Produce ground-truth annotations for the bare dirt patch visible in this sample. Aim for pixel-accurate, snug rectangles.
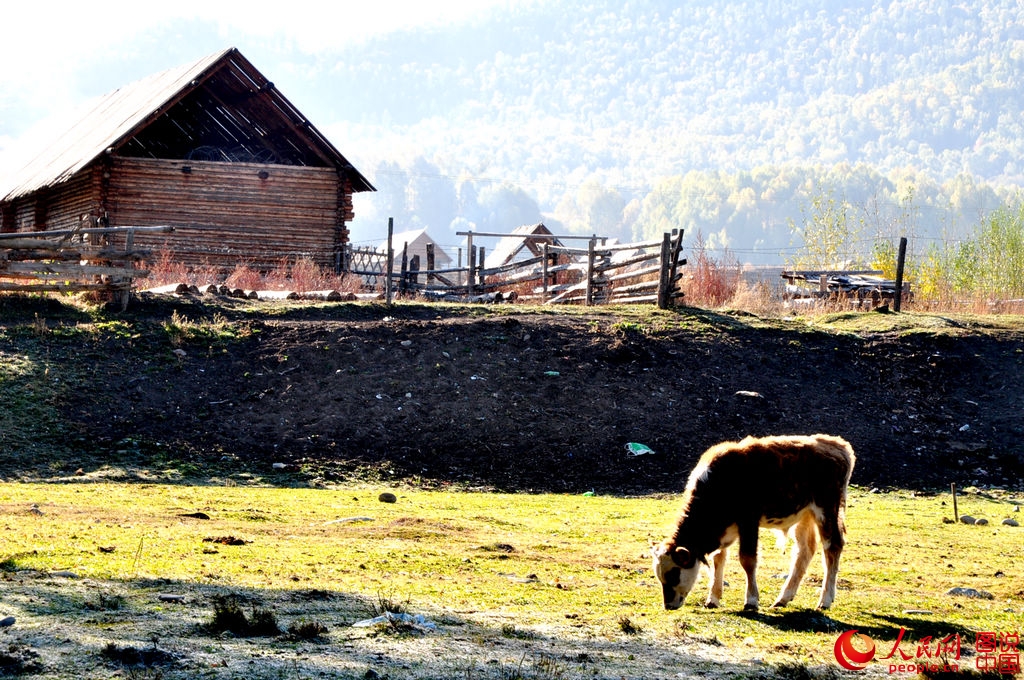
[5,296,1020,492]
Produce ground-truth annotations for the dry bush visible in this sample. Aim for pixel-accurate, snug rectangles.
[289,257,326,292]
[145,250,190,287]
[224,263,262,291]
[262,257,295,290]
[683,232,741,307]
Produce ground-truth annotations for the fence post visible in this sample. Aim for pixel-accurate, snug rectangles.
[585,238,596,305]
[409,254,420,290]
[668,228,685,305]
[894,236,908,312]
[385,217,394,305]
[399,242,409,297]
[467,233,475,295]
[542,242,550,299]
[426,243,435,287]
[478,246,486,290]
[657,232,671,308]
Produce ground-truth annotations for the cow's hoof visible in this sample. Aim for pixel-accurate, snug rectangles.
[770,600,790,608]
[703,601,719,609]
[742,603,759,612]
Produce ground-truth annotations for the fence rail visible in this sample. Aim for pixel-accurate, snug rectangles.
[0,224,166,308]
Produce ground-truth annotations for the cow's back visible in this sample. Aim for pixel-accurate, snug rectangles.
[687,434,854,522]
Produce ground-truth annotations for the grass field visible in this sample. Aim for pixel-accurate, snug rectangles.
[0,481,1020,679]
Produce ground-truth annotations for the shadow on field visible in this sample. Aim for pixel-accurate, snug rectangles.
[734,607,973,646]
[1,572,786,679]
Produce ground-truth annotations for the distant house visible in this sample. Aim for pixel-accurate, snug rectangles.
[0,47,374,272]
[488,223,563,266]
[378,228,451,272]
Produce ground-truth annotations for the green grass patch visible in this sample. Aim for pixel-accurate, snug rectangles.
[0,482,1019,673]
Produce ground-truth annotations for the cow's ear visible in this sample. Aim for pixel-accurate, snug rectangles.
[672,547,697,569]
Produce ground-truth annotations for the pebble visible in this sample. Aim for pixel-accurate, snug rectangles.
[1002,518,1019,527]
[378,492,398,504]
[959,515,977,525]
[0,616,15,627]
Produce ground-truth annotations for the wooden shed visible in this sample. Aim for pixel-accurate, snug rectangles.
[0,47,374,272]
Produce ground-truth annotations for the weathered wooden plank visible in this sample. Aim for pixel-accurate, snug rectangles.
[0,282,132,293]
[0,262,148,278]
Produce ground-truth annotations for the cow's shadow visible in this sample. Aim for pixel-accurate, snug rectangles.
[730,608,973,641]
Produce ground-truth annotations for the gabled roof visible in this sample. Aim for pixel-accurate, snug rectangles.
[378,228,452,264]
[2,47,373,202]
[489,223,559,265]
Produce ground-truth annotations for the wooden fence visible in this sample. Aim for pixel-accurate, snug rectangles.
[351,229,687,308]
[0,223,166,308]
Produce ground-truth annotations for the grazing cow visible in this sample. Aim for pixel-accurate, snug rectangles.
[651,434,855,611]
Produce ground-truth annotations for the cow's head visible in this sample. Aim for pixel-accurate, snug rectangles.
[651,541,704,610]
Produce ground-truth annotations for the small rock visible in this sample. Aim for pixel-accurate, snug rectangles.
[172,348,187,359]
[1001,518,1019,527]
[975,518,989,525]
[946,587,994,600]
[0,616,15,627]
[400,340,413,347]
[378,492,398,504]
[158,593,185,603]
[734,390,763,399]
[959,515,977,525]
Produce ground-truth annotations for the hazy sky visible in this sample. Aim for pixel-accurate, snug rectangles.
[0,0,519,185]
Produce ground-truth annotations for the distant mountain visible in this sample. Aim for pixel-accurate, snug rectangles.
[321,0,1024,262]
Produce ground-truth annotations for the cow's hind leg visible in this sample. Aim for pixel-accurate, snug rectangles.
[705,547,728,608]
[772,511,817,608]
[816,508,845,610]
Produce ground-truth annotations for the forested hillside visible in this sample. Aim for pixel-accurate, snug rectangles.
[320,0,1024,264]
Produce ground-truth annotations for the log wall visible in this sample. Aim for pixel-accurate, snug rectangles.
[106,157,347,270]
[0,169,101,233]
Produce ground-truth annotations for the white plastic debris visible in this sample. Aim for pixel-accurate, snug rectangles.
[352,610,436,631]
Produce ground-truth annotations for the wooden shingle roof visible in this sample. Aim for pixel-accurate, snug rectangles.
[2,47,373,203]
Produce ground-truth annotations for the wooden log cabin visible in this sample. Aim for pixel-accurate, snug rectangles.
[0,47,374,272]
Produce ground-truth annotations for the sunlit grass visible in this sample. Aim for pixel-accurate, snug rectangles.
[0,482,1019,670]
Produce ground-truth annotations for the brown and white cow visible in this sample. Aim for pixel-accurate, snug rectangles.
[652,434,855,611]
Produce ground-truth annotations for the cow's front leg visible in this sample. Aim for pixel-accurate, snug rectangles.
[704,548,727,608]
[738,526,760,611]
